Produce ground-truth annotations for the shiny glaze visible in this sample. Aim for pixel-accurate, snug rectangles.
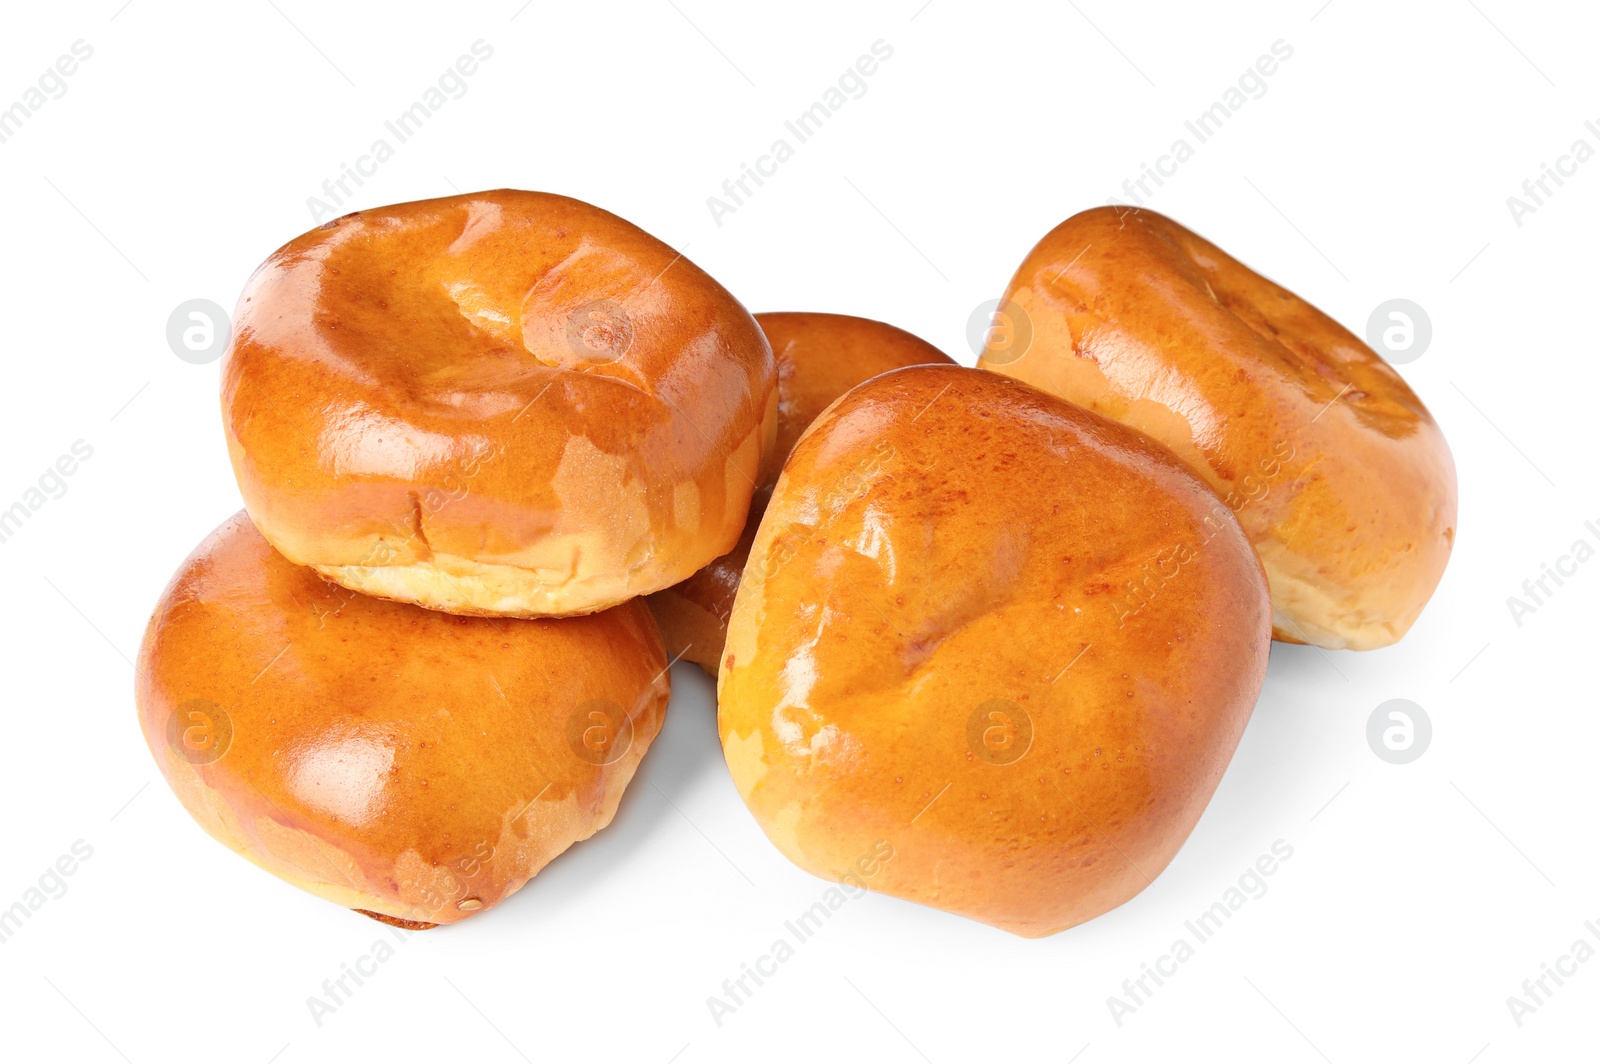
[718,366,1271,937]
[136,512,669,926]
[222,190,776,615]
[756,312,957,485]
[645,488,767,676]
[649,312,954,673]
[979,206,1456,649]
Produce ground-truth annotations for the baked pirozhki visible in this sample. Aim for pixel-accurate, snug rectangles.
[718,366,1270,937]
[222,190,777,618]
[136,511,669,928]
[978,206,1456,650]
[648,312,954,674]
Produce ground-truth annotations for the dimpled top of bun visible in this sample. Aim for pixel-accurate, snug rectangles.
[222,190,776,618]
[980,206,1456,650]
[718,365,1270,937]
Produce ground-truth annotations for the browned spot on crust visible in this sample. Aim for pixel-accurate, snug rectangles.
[354,909,438,931]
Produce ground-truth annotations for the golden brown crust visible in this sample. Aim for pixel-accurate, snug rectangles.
[222,190,777,618]
[646,490,766,675]
[136,511,669,926]
[755,312,957,485]
[649,313,954,674]
[718,365,1271,937]
[979,206,1456,649]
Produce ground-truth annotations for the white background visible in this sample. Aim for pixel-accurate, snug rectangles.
[1,1,1594,1061]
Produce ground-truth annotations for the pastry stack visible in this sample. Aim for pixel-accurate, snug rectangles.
[137,192,1455,936]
